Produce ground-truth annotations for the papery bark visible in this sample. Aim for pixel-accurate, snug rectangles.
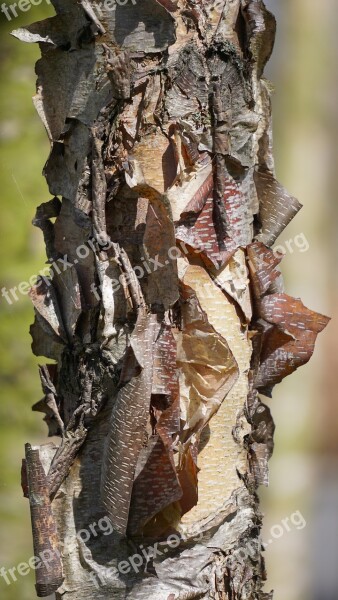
[14,1,329,598]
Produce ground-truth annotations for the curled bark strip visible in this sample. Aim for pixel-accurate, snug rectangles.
[101,311,161,535]
[177,278,239,438]
[241,0,277,77]
[32,197,61,260]
[261,294,329,332]
[91,130,108,243]
[128,436,183,536]
[176,192,235,269]
[247,241,283,299]
[180,172,214,217]
[127,325,182,536]
[80,0,106,34]
[255,295,330,395]
[254,170,303,247]
[244,384,275,488]
[25,444,64,597]
[32,365,64,437]
[156,0,178,11]
[47,428,88,498]
[29,279,68,343]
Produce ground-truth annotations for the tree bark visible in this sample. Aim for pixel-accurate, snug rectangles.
[14,1,329,599]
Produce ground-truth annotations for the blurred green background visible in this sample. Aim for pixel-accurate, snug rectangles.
[0,3,55,599]
[0,1,337,599]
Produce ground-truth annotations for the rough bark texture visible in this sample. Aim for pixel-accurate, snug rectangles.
[15,1,329,599]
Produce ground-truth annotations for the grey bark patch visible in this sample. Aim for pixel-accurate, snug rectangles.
[102,0,176,53]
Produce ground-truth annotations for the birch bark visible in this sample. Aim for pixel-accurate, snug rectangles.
[14,1,328,598]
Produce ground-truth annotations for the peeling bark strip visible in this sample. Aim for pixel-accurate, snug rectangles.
[14,0,329,598]
[24,444,64,596]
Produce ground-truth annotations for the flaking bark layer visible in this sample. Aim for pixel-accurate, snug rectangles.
[14,1,329,598]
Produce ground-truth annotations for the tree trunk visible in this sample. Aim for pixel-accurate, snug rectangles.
[14,1,329,599]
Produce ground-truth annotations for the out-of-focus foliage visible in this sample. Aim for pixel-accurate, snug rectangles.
[262,2,336,600]
[0,4,54,599]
